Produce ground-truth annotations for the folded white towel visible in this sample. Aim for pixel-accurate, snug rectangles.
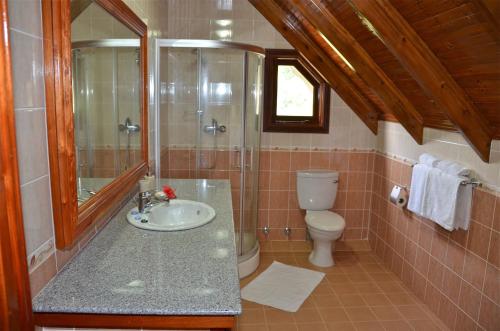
[408,164,471,231]
[421,168,464,231]
[408,164,432,216]
[435,159,471,177]
[418,153,440,167]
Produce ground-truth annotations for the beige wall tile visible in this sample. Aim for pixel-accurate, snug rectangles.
[9,29,45,109]
[7,0,42,37]
[14,108,49,184]
[20,176,54,256]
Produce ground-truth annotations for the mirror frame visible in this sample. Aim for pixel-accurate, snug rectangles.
[41,0,148,249]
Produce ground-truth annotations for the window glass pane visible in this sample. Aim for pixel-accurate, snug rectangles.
[276,65,314,117]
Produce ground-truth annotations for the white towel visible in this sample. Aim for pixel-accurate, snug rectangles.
[418,153,440,167]
[408,165,471,231]
[408,164,432,216]
[454,184,473,230]
[421,168,464,231]
[435,159,471,177]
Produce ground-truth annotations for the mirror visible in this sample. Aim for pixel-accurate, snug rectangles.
[42,0,148,249]
[71,3,142,204]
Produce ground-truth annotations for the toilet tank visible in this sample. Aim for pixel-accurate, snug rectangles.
[297,170,339,210]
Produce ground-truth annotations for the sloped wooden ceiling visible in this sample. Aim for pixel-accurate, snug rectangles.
[249,0,500,162]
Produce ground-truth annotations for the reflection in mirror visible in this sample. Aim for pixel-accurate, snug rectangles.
[71,2,142,204]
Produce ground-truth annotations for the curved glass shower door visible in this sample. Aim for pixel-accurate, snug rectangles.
[155,40,264,274]
[241,53,263,257]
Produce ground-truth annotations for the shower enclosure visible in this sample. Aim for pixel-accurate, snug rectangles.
[154,40,264,278]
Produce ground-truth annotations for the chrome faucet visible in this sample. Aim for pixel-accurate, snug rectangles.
[137,191,151,213]
[137,191,169,214]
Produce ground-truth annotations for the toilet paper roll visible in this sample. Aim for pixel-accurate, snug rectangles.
[389,185,408,208]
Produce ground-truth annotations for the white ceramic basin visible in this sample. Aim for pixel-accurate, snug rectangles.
[126,199,216,231]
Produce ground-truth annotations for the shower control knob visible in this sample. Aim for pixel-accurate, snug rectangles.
[203,118,226,135]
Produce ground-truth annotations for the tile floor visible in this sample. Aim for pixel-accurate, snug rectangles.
[237,251,449,331]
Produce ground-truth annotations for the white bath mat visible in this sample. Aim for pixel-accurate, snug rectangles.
[241,261,325,312]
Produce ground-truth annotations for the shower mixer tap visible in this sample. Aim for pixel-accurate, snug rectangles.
[119,117,140,134]
[203,118,226,135]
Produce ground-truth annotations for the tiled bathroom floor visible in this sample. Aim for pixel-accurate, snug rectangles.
[237,251,449,331]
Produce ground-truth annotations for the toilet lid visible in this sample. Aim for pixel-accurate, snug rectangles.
[305,211,346,232]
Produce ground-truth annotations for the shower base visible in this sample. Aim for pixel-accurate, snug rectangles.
[237,234,260,279]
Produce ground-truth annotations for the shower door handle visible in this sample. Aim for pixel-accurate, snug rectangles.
[232,147,253,170]
[246,147,253,171]
[232,147,241,169]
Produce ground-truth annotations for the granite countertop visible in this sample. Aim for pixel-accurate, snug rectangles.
[33,179,241,316]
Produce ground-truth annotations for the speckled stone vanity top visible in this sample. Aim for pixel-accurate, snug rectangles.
[33,179,241,316]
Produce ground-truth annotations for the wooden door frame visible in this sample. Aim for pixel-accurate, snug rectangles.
[0,0,34,329]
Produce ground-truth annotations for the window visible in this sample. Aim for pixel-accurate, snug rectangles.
[264,49,330,133]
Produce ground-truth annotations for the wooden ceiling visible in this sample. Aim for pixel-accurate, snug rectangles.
[249,0,500,162]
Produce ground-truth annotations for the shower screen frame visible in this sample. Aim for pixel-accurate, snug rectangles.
[153,39,265,260]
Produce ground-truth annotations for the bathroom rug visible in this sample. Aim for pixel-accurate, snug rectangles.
[241,261,325,312]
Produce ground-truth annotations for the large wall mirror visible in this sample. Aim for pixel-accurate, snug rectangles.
[42,0,148,249]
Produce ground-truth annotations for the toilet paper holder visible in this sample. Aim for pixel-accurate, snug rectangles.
[389,185,408,208]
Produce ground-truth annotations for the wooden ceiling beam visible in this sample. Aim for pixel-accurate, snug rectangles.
[289,0,424,144]
[249,0,379,134]
[348,0,493,162]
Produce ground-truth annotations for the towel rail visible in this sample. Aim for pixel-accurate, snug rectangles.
[409,164,481,187]
[460,179,482,187]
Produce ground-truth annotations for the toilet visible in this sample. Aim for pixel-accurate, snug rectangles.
[297,170,346,267]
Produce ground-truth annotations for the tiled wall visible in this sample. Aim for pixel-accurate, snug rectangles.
[162,147,375,243]
[377,122,500,192]
[369,153,499,330]
[7,0,54,298]
[165,0,291,49]
[258,149,374,242]
[79,148,142,177]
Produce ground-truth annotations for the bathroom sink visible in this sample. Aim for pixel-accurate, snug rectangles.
[126,200,216,231]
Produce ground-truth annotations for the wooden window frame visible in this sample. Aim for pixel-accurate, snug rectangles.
[263,49,330,133]
[41,0,149,250]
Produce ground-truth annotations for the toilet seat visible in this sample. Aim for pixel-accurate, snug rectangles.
[305,211,345,232]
